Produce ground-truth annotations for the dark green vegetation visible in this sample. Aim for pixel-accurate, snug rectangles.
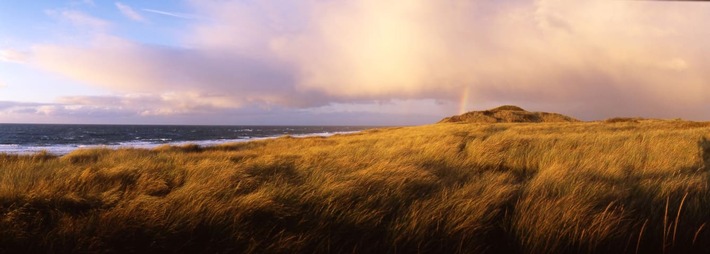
[1,111,710,253]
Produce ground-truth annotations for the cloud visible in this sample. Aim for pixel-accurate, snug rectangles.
[30,35,308,108]
[57,94,243,116]
[18,0,710,121]
[0,99,139,124]
[142,9,200,20]
[0,95,217,120]
[0,49,29,62]
[0,96,436,125]
[45,9,109,31]
[115,2,145,22]
[0,101,47,113]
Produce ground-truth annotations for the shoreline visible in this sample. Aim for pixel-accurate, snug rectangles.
[0,131,362,156]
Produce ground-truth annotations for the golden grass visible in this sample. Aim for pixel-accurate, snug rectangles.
[1,120,710,253]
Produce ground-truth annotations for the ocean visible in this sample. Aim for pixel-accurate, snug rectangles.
[0,124,376,155]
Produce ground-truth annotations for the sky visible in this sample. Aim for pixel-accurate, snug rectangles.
[1,0,709,125]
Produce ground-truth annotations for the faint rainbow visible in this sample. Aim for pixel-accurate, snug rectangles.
[458,86,470,115]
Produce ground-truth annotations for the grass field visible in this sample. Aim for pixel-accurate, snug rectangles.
[1,119,710,253]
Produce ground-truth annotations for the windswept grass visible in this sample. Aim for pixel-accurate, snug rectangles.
[1,120,710,253]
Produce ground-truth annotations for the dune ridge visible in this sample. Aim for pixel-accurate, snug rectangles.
[439,105,579,123]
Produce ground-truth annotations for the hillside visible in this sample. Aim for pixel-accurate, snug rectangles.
[1,119,710,253]
[439,105,579,123]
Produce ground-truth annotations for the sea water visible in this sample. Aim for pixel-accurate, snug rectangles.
[0,124,376,155]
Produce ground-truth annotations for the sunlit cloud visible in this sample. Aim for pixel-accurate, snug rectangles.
[57,94,226,116]
[13,0,710,122]
[0,49,29,62]
[1,94,231,120]
[115,2,145,22]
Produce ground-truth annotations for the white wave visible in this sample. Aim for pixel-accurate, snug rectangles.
[0,145,81,155]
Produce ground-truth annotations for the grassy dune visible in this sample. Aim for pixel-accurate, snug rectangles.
[1,120,710,253]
